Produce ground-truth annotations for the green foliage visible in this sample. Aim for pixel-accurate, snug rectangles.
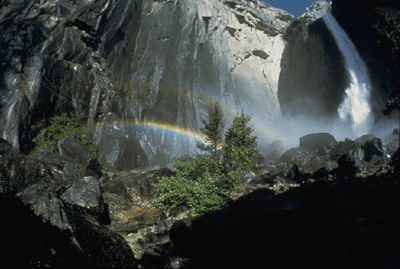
[224,111,258,168]
[100,158,116,172]
[197,100,224,154]
[33,113,80,153]
[153,156,243,214]
[74,132,100,156]
[32,114,115,172]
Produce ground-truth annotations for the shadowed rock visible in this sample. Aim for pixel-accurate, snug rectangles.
[299,132,337,152]
[0,139,137,267]
[58,137,101,175]
[61,176,103,215]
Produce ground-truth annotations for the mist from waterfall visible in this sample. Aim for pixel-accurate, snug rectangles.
[322,13,373,137]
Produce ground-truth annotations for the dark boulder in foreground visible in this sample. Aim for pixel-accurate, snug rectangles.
[0,139,136,268]
[169,174,399,268]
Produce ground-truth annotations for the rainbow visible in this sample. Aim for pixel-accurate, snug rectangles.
[93,120,206,142]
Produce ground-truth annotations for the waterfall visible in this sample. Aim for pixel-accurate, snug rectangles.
[323,13,373,137]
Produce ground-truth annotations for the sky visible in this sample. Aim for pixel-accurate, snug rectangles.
[261,0,318,18]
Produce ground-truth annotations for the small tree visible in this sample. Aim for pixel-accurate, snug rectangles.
[224,110,258,168]
[197,100,224,154]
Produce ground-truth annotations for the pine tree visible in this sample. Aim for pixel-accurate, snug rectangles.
[224,110,258,168]
[197,101,224,154]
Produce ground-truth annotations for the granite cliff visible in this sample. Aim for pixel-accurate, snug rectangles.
[0,0,292,169]
[1,0,399,168]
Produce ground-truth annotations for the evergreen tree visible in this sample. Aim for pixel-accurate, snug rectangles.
[197,101,224,154]
[224,110,258,168]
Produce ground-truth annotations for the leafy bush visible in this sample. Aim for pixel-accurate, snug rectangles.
[153,156,243,214]
[32,114,114,171]
[224,111,258,168]
[33,113,80,154]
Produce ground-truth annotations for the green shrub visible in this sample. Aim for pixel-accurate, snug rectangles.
[224,111,258,169]
[32,114,114,172]
[153,155,243,214]
[33,113,80,154]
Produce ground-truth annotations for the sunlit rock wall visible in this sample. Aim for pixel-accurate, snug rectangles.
[102,0,290,149]
[0,0,291,169]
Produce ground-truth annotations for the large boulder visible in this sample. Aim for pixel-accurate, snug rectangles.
[0,139,137,267]
[361,137,384,162]
[58,137,101,175]
[60,176,103,215]
[330,138,356,160]
[299,132,337,152]
[278,147,309,164]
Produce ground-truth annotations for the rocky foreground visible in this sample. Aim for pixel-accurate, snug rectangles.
[1,132,399,268]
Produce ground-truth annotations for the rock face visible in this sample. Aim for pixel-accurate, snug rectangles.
[0,0,291,169]
[301,0,332,20]
[278,14,349,119]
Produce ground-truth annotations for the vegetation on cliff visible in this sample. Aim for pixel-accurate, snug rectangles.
[32,114,114,172]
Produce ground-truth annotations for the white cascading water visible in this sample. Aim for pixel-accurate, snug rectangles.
[323,13,373,137]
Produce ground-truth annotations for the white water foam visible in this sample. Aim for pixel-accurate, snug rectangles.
[323,13,373,137]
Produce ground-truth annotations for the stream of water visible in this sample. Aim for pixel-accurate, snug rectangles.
[323,13,373,137]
